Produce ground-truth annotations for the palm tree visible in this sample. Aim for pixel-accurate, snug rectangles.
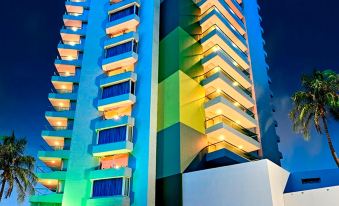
[0,132,37,202]
[290,69,339,167]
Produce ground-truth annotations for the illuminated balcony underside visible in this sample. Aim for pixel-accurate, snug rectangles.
[87,196,130,206]
[55,59,82,75]
[106,14,140,35]
[202,72,254,108]
[37,171,66,189]
[225,0,243,19]
[102,52,138,72]
[92,141,133,157]
[205,96,257,128]
[30,193,63,204]
[63,14,87,28]
[98,94,136,112]
[206,122,260,152]
[48,93,77,101]
[201,10,247,52]
[65,1,89,14]
[202,51,251,88]
[58,43,83,60]
[38,150,70,169]
[199,0,245,35]
[45,111,75,128]
[60,28,86,43]
[201,29,249,70]
[42,130,72,148]
[52,75,78,93]
[52,75,79,83]
[89,167,132,180]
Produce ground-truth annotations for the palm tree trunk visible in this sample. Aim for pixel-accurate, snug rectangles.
[0,178,6,202]
[322,117,339,167]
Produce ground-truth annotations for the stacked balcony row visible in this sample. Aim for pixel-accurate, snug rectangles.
[196,0,260,160]
[85,0,142,204]
[30,0,89,204]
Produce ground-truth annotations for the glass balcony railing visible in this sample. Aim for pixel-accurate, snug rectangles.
[203,45,250,78]
[205,114,258,141]
[206,90,254,118]
[207,140,259,160]
[200,6,245,38]
[201,24,247,57]
[198,66,252,97]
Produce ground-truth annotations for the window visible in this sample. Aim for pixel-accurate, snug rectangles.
[105,41,137,58]
[102,81,135,99]
[301,178,321,184]
[92,178,123,197]
[109,5,139,22]
[98,126,127,145]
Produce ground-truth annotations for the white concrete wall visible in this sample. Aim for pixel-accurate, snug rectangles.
[183,160,289,206]
[284,186,339,206]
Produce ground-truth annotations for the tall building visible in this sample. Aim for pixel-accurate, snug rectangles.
[30,0,280,205]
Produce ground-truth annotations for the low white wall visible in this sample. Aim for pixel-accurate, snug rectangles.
[284,186,339,206]
[183,160,289,206]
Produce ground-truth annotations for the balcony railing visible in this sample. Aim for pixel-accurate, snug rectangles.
[197,66,252,97]
[206,90,254,118]
[205,114,258,141]
[45,124,73,131]
[34,188,63,196]
[40,145,71,152]
[207,140,259,160]
[200,24,247,56]
[203,45,250,78]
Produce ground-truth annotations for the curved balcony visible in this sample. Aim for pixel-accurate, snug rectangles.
[200,8,247,52]
[201,45,251,88]
[199,2,245,35]
[201,67,254,108]
[201,25,249,69]
[205,115,260,152]
[204,91,257,128]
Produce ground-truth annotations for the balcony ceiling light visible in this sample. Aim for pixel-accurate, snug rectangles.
[113,115,120,120]
[219,135,225,140]
[56,121,62,126]
[235,120,241,124]
[238,145,244,150]
[232,82,239,87]
[216,109,223,115]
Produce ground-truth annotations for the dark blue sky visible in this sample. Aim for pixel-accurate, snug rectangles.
[0,0,338,205]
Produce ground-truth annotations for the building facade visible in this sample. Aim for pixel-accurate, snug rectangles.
[30,0,280,205]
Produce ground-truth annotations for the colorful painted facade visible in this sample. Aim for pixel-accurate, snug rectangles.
[30,0,280,205]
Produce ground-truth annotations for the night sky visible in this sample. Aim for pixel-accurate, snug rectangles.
[1,0,339,205]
